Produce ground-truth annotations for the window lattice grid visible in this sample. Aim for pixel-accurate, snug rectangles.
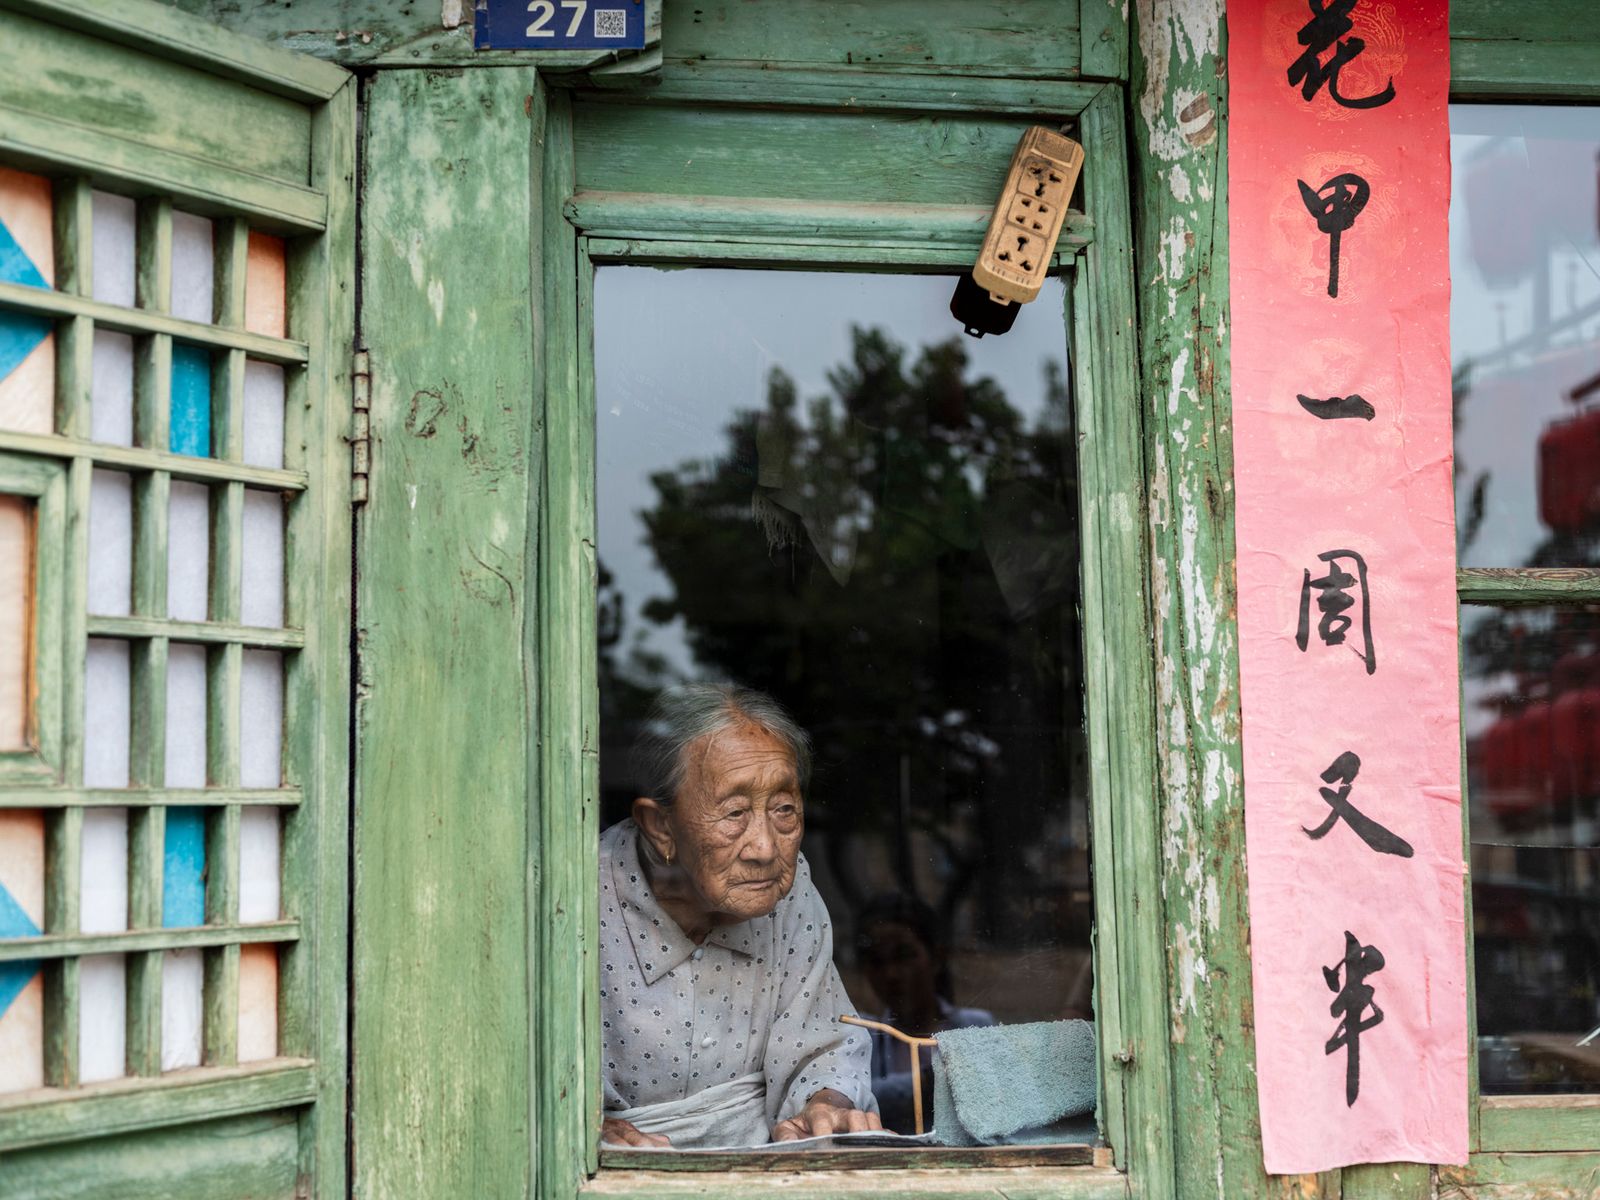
[0,172,305,1093]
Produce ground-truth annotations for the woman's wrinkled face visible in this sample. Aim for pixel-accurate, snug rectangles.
[667,722,804,923]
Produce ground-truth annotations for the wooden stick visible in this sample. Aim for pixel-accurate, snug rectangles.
[840,1015,939,1136]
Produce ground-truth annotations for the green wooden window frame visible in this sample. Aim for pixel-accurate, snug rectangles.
[1449,20,1600,1164]
[530,75,1169,1200]
[0,1,354,1193]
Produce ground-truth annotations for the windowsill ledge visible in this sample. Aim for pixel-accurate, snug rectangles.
[584,1161,1128,1200]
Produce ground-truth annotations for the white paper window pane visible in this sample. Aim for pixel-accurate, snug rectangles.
[79,954,127,1083]
[90,331,135,447]
[80,807,128,933]
[83,639,130,788]
[167,482,210,623]
[90,191,135,307]
[242,361,285,469]
[87,470,132,617]
[160,949,202,1070]
[239,806,280,922]
[170,212,214,325]
[164,643,207,789]
[240,650,282,789]
[240,490,284,628]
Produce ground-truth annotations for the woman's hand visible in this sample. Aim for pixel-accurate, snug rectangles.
[770,1089,884,1141]
[601,1117,671,1147]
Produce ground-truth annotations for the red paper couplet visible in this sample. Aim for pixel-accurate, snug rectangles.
[1228,0,1468,1174]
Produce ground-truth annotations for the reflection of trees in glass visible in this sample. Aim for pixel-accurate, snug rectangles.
[601,326,1083,951]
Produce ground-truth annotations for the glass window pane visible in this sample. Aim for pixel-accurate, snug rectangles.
[1463,602,1600,1093]
[0,493,29,751]
[595,268,1092,1140]
[1451,105,1600,569]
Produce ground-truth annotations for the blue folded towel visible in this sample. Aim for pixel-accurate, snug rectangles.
[931,1019,1098,1146]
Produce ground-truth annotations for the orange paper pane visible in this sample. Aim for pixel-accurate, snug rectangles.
[245,233,286,338]
[0,495,30,751]
[237,943,278,1062]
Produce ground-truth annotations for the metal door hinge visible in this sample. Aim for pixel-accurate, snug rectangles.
[351,348,371,506]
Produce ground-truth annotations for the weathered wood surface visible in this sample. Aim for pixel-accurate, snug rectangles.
[600,1144,1098,1172]
[163,0,1076,76]
[6,0,347,101]
[159,0,660,69]
[1456,568,1600,606]
[1128,3,1288,1198]
[0,1057,315,1151]
[1071,83,1175,1191]
[1477,1095,1600,1154]
[665,0,1081,77]
[1449,0,1600,99]
[584,1165,1130,1200]
[0,8,312,184]
[1,1111,302,1199]
[353,65,540,1199]
[573,101,1047,209]
[1440,1152,1600,1199]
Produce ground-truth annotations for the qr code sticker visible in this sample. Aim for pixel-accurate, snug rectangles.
[594,9,627,38]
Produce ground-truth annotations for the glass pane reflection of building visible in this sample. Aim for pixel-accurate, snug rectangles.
[1452,104,1600,1094]
[595,268,1092,1134]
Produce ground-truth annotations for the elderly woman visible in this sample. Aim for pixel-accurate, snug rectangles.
[599,683,881,1148]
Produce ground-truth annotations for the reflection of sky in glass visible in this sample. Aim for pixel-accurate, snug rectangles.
[595,269,1069,679]
[1451,104,1600,573]
[1452,106,1600,738]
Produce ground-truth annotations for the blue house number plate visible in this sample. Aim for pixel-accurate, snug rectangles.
[475,0,646,50]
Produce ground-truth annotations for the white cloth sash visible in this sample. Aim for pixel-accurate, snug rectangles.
[608,1071,770,1149]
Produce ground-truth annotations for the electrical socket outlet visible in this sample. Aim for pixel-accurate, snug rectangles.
[972,127,1083,304]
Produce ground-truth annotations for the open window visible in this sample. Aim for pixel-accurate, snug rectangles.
[529,72,1167,1190]
[594,262,1096,1152]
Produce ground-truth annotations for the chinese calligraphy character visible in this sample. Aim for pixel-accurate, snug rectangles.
[1299,173,1371,298]
[1287,0,1397,110]
[1324,930,1386,1106]
[1303,751,1414,857]
[1297,393,1375,421]
[1296,549,1376,674]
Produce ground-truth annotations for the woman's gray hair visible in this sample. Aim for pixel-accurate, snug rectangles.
[634,683,812,808]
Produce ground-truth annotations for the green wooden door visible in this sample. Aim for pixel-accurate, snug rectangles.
[0,2,355,1195]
